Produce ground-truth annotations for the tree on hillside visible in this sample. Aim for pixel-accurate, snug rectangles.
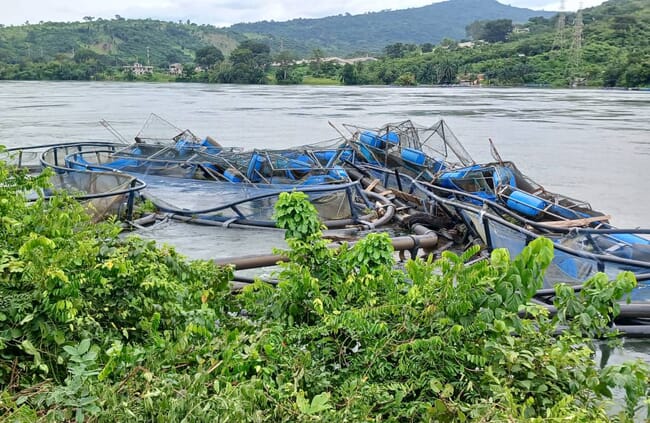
[483,19,513,42]
[195,46,224,68]
[73,48,101,63]
[526,16,554,33]
[440,37,457,48]
[466,19,513,42]
[222,40,271,84]
[310,48,324,74]
[611,14,638,33]
[383,42,418,59]
[436,58,458,84]
[340,63,359,85]
[238,40,271,57]
[466,20,484,40]
[274,50,301,84]
[83,16,95,35]
[610,14,638,44]
[421,42,435,53]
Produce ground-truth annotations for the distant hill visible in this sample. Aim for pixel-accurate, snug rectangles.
[0,0,556,66]
[230,0,557,56]
[338,0,650,88]
[0,19,242,66]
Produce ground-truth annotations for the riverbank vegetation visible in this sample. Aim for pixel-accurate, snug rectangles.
[0,155,648,420]
[0,0,648,87]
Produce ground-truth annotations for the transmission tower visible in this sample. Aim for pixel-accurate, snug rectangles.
[567,6,584,84]
[551,0,566,51]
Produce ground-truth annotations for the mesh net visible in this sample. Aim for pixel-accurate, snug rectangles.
[340,119,475,168]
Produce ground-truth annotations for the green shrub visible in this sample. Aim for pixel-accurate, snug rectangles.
[0,158,647,421]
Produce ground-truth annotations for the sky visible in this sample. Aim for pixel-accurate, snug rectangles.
[2,0,607,27]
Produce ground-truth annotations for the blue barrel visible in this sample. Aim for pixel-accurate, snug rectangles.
[506,190,548,218]
[223,168,243,183]
[547,204,582,220]
[492,167,515,188]
[437,171,465,189]
[329,166,347,180]
[401,148,426,166]
[380,131,399,146]
[201,139,221,155]
[302,175,332,185]
[359,145,379,164]
[314,150,336,163]
[339,149,353,162]
[610,233,650,246]
[432,159,446,173]
[247,153,265,182]
[288,155,313,169]
[286,155,313,180]
[175,139,195,154]
[436,165,482,189]
[359,131,385,149]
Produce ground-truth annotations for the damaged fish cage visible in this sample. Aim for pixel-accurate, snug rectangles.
[2,142,147,222]
[134,175,394,230]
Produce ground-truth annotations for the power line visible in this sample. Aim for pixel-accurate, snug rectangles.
[567,6,585,84]
[551,0,566,51]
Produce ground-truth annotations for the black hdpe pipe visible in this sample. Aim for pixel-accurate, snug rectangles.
[531,302,650,320]
[523,300,650,336]
[214,231,438,270]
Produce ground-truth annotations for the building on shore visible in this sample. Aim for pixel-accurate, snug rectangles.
[168,63,183,75]
[122,62,153,75]
[271,56,378,67]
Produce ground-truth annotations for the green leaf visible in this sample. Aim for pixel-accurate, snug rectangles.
[19,313,34,325]
[296,391,310,414]
[21,339,38,355]
[63,345,77,356]
[77,339,91,355]
[53,330,65,345]
[309,392,331,414]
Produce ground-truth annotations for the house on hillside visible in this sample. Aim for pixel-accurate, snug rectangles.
[271,56,378,67]
[169,63,183,75]
[323,56,378,65]
[458,73,486,86]
[122,62,153,75]
[458,41,476,48]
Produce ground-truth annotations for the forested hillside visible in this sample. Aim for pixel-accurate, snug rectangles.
[231,0,555,56]
[0,18,241,67]
[0,0,554,66]
[0,0,647,88]
[366,0,649,87]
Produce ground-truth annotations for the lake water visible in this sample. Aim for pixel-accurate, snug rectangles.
[2,81,648,229]
[1,81,649,369]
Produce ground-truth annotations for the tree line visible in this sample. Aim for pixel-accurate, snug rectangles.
[1,0,648,88]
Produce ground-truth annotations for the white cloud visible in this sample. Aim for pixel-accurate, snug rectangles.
[1,0,607,27]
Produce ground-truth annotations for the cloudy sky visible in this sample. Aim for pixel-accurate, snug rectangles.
[4,0,606,27]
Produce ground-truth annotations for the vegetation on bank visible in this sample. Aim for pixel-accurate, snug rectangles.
[0,0,648,87]
[228,0,554,57]
[0,153,648,421]
[0,0,552,63]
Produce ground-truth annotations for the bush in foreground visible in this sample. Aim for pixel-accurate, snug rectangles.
[0,164,648,421]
